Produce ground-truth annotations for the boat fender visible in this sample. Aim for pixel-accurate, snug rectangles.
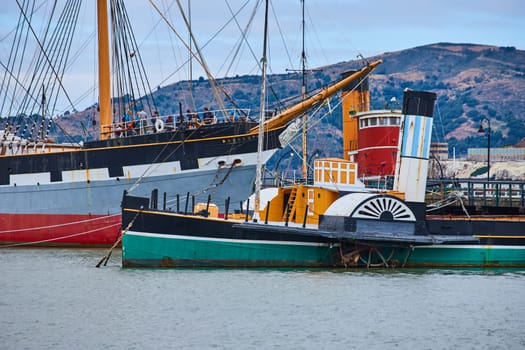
[155,118,165,132]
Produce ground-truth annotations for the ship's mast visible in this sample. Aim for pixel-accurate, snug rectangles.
[41,85,46,140]
[300,0,308,179]
[253,0,270,220]
[188,0,194,110]
[97,0,111,140]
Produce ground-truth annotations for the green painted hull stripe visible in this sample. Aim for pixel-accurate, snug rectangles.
[122,233,525,268]
[401,245,525,266]
[122,232,339,266]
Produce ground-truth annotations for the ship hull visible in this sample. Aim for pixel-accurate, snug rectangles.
[122,231,339,268]
[346,242,525,268]
[124,232,525,269]
[410,216,525,267]
[400,244,525,268]
[121,205,340,268]
[0,213,121,247]
[338,244,525,268]
[121,194,525,268]
[0,123,283,247]
[343,216,525,268]
[0,166,256,247]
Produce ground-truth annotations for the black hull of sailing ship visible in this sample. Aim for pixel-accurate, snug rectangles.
[0,122,277,184]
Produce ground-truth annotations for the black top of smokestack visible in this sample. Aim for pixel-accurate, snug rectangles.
[402,90,437,117]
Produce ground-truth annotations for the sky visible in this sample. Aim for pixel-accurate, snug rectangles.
[0,0,524,115]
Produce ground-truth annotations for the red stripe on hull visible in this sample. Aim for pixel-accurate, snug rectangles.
[0,213,121,247]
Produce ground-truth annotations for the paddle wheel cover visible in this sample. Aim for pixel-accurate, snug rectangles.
[325,193,416,222]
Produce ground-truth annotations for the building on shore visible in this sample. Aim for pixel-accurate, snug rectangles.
[430,142,449,160]
[467,147,525,162]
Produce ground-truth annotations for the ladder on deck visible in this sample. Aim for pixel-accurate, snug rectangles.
[282,185,299,222]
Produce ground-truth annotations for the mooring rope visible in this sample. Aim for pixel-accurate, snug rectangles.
[426,191,470,218]
[96,208,143,268]
[186,160,237,199]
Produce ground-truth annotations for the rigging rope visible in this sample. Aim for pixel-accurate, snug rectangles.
[0,0,30,116]
[1,1,83,146]
[278,70,374,178]
[111,0,158,122]
[126,118,242,195]
[426,191,471,218]
[14,0,77,114]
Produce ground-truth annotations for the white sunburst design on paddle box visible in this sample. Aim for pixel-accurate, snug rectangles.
[324,193,416,222]
[351,195,416,221]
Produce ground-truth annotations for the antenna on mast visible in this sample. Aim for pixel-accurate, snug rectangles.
[301,0,307,179]
[285,1,321,180]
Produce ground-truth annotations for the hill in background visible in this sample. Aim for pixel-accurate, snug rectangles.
[149,42,525,159]
[54,43,525,161]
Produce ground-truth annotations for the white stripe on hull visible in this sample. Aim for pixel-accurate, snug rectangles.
[122,161,180,179]
[126,230,336,247]
[10,172,51,185]
[62,168,111,182]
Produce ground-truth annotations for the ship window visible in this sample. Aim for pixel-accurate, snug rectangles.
[390,117,400,125]
[378,117,387,125]
[370,118,377,126]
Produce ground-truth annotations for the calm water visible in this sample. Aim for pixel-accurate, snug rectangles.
[1,248,524,350]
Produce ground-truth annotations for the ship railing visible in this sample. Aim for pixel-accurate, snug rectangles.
[104,108,252,138]
[265,172,314,188]
[160,108,252,130]
[0,138,82,155]
[426,178,525,208]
